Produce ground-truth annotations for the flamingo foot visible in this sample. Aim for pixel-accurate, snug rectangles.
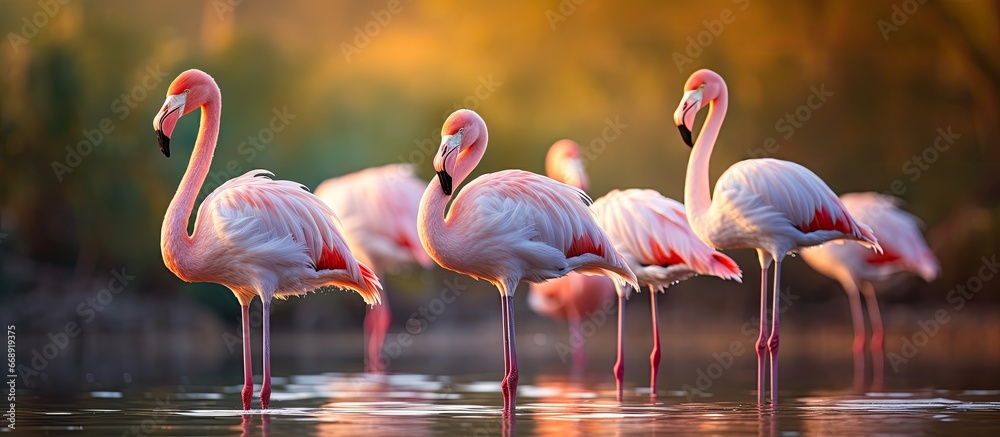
[241,382,253,411]
[500,369,519,416]
[260,383,271,410]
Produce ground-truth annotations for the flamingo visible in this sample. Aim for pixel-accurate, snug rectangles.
[528,140,616,373]
[672,69,881,403]
[590,189,742,399]
[314,164,434,373]
[800,192,939,391]
[152,69,381,410]
[417,109,638,416]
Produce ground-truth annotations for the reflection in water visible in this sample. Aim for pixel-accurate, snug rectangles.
[12,373,1000,435]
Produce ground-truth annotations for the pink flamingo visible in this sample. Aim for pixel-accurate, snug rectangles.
[801,192,938,391]
[152,69,381,410]
[528,140,616,373]
[590,189,742,398]
[417,109,637,416]
[315,164,434,373]
[673,69,881,403]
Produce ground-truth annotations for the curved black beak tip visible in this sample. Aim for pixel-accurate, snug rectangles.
[677,124,693,147]
[155,129,171,157]
[436,170,453,195]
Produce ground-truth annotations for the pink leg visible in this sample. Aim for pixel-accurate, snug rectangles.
[500,295,519,416]
[649,288,661,397]
[569,317,585,375]
[844,283,866,393]
[240,304,253,410]
[499,294,510,412]
[260,299,272,410]
[755,251,771,404]
[767,260,782,405]
[364,288,390,374]
[861,282,885,391]
[614,295,626,401]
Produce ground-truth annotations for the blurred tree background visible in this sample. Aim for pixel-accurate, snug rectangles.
[0,1,998,390]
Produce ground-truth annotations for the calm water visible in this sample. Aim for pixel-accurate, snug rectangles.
[13,372,1000,436]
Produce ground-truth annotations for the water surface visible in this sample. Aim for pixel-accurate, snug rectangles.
[15,373,1000,435]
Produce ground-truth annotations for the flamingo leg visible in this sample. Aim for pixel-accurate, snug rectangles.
[569,316,585,376]
[566,284,586,375]
[364,288,390,373]
[500,294,511,412]
[844,282,866,393]
[614,294,626,401]
[240,304,253,410]
[767,259,782,405]
[649,287,661,397]
[755,251,771,403]
[500,295,519,416]
[861,282,885,391]
[260,299,272,410]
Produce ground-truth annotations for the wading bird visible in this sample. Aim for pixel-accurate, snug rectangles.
[801,192,938,391]
[153,69,381,410]
[417,110,637,416]
[315,164,433,373]
[528,140,616,373]
[673,69,880,403]
[591,189,742,399]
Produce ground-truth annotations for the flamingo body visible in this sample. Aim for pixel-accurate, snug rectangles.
[800,192,938,390]
[529,140,616,373]
[590,188,741,397]
[673,69,880,404]
[592,189,742,291]
[153,69,380,411]
[692,159,878,257]
[315,164,432,373]
[418,110,637,416]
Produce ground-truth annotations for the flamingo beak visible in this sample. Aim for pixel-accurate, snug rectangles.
[153,92,187,158]
[677,125,693,147]
[434,133,461,195]
[437,170,453,195]
[674,87,704,148]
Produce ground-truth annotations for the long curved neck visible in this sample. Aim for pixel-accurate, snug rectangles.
[684,92,727,222]
[161,99,220,274]
[417,177,457,270]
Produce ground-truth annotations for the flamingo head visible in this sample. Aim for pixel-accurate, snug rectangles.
[433,109,488,195]
[153,69,220,157]
[673,69,725,147]
[545,139,589,191]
